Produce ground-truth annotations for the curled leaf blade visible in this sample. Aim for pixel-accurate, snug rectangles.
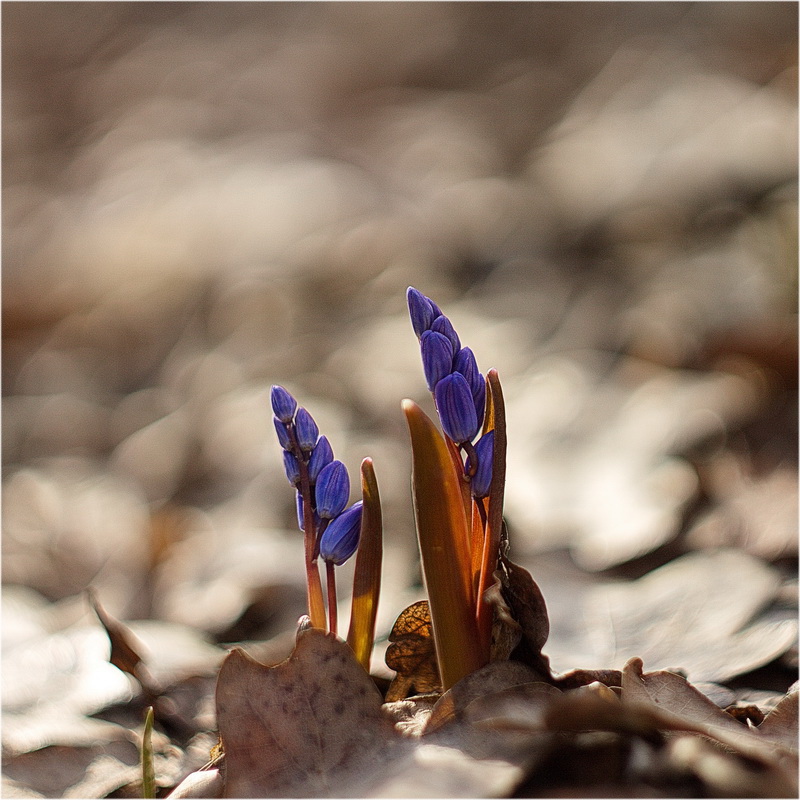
[403,400,483,690]
[347,458,383,671]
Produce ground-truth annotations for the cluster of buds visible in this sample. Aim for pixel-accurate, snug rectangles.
[407,287,494,501]
[271,386,362,633]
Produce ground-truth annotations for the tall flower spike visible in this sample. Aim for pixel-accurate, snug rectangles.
[315,460,350,520]
[420,330,454,391]
[294,407,319,452]
[434,372,479,444]
[270,385,297,423]
[319,501,363,566]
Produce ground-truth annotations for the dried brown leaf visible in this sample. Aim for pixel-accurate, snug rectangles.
[216,627,545,798]
[216,628,396,797]
[384,600,442,701]
[497,555,552,677]
[757,689,798,752]
[622,656,798,779]
[545,549,797,683]
[463,682,562,732]
[89,589,155,691]
[426,660,545,733]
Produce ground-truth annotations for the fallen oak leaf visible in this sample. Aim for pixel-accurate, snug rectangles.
[621,657,798,778]
[544,549,797,683]
[215,628,396,797]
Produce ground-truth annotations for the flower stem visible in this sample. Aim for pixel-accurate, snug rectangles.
[292,429,326,630]
[326,560,338,636]
[475,370,507,657]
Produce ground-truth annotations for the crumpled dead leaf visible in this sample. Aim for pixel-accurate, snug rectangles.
[544,548,797,683]
[621,657,798,774]
[496,555,551,677]
[757,689,798,751]
[216,629,396,797]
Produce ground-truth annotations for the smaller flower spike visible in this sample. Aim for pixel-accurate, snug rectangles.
[420,330,454,391]
[294,407,319,453]
[467,430,494,498]
[319,501,363,565]
[307,435,334,483]
[431,315,461,355]
[435,372,479,445]
[407,287,436,338]
[315,460,350,520]
[270,385,297,423]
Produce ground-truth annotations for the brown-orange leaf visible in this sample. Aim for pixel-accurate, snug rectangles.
[384,600,442,702]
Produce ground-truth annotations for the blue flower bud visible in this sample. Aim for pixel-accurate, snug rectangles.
[283,451,301,486]
[296,492,320,532]
[407,287,436,337]
[294,407,319,453]
[273,417,293,451]
[455,347,486,425]
[307,435,334,484]
[434,372,479,444]
[319,501,363,565]
[270,385,297,423]
[431,315,461,355]
[468,430,494,498]
[420,330,454,391]
[314,460,350,520]
[472,378,486,428]
[454,347,481,394]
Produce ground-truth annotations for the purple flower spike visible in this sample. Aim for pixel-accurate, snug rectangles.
[435,372,479,444]
[407,287,436,337]
[468,430,494,498]
[270,385,297,423]
[431,315,461,355]
[420,330,454,391]
[283,451,301,486]
[273,417,292,451]
[307,435,334,483]
[319,501,363,565]
[315,460,350,520]
[294,407,319,452]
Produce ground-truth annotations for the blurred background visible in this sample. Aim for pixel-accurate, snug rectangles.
[2,5,797,786]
